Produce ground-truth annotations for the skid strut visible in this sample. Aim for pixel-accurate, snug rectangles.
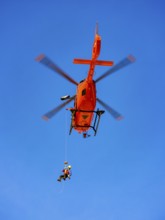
[69,109,104,136]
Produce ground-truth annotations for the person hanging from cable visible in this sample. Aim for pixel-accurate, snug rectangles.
[57,161,72,182]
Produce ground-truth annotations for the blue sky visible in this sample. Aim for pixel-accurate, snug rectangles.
[0,0,165,219]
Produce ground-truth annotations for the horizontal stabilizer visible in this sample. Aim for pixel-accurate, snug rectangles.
[95,60,114,66]
[73,59,91,65]
[73,58,114,66]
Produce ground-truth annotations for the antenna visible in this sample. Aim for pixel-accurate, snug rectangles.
[95,22,99,35]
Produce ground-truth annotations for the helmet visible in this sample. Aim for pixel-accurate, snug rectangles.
[68,165,72,169]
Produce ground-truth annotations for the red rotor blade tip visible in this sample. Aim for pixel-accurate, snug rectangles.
[117,116,124,121]
[128,55,136,63]
[42,116,49,121]
[35,54,45,62]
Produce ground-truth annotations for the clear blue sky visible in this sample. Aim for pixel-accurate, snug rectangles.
[1,0,165,219]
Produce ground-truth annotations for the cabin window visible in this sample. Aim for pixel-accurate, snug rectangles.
[82,89,86,96]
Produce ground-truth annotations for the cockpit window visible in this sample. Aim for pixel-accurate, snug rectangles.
[82,89,86,96]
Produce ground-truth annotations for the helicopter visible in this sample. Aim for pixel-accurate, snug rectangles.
[35,24,135,138]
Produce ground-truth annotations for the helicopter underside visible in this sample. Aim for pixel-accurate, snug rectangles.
[69,109,104,137]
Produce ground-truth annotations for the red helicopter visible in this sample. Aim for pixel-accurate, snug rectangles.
[35,24,135,138]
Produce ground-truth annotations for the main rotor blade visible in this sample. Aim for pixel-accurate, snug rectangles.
[35,54,78,85]
[42,95,75,120]
[97,98,123,120]
[95,55,135,83]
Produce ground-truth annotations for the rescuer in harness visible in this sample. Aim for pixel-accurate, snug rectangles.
[57,162,72,182]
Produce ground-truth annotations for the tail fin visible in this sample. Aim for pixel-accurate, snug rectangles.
[73,23,114,67]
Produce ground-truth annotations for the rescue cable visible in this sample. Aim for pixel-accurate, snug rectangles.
[64,110,68,162]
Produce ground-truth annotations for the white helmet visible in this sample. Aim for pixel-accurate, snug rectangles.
[68,165,72,169]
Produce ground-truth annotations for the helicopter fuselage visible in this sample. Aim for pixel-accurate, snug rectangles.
[69,31,113,135]
[72,79,96,133]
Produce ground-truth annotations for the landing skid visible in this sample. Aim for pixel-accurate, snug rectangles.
[69,109,105,137]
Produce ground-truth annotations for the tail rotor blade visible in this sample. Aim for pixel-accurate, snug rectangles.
[43,95,75,120]
[97,98,123,120]
[95,55,135,83]
[35,54,78,85]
